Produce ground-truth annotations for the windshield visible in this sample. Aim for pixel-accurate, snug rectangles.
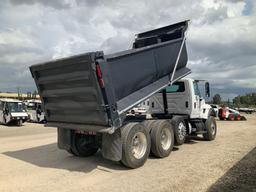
[7,102,24,112]
[27,103,37,110]
[193,81,201,97]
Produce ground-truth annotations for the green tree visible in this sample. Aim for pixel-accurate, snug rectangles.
[213,94,221,104]
[233,92,256,107]
[233,96,241,107]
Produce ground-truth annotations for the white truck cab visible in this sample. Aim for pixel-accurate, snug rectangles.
[150,78,212,120]
[148,78,216,145]
[0,98,28,126]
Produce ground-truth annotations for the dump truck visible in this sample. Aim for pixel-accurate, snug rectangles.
[0,98,28,126]
[30,20,217,168]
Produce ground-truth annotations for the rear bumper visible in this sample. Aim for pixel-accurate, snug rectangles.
[46,122,114,134]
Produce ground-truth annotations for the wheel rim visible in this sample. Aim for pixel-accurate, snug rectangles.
[178,122,186,141]
[210,122,216,135]
[160,127,172,150]
[131,132,147,159]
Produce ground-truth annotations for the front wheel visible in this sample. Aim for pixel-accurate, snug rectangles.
[121,123,151,169]
[172,116,187,145]
[203,116,217,141]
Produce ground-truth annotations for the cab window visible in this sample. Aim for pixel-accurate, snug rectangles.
[166,82,185,93]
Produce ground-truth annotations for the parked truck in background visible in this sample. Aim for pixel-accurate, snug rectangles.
[30,20,217,168]
[0,98,28,126]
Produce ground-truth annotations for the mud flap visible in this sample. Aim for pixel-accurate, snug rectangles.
[57,128,72,151]
[102,128,122,161]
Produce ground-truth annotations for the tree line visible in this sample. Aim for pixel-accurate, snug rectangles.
[233,93,256,107]
[212,93,256,107]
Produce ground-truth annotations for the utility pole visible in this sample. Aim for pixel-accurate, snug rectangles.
[17,87,21,100]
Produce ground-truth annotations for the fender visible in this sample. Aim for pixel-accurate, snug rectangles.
[200,103,213,120]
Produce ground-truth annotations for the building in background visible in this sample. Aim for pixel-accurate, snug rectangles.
[0,92,40,100]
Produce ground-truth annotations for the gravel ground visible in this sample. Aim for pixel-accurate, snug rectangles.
[0,114,255,192]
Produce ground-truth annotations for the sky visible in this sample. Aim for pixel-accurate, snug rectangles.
[0,0,255,101]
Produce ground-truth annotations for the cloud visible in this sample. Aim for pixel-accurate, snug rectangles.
[9,0,74,9]
[0,0,255,100]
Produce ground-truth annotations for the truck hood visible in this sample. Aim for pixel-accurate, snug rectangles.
[203,103,212,109]
[11,112,28,117]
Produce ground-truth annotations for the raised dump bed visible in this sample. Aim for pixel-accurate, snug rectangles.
[30,20,194,168]
[30,20,190,133]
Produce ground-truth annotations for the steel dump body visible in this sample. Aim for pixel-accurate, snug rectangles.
[30,20,191,133]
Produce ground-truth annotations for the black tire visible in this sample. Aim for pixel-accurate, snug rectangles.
[240,116,247,121]
[203,116,217,141]
[70,133,99,157]
[171,116,187,145]
[142,120,157,133]
[121,123,151,169]
[150,120,174,158]
[17,120,22,126]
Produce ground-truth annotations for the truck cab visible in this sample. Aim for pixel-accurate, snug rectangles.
[147,78,216,146]
[150,78,212,120]
[0,98,28,126]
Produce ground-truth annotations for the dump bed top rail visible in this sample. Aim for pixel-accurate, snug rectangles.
[30,20,190,133]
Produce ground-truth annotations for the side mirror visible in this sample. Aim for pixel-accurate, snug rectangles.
[4,108,9,114]
[205,82,210,97]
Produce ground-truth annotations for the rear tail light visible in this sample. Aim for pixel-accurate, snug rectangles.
[96,64,102,79]
[96,63,105,88]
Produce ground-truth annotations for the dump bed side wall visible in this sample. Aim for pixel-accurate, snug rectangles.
[30,52,109,126]
[101,39,188,113]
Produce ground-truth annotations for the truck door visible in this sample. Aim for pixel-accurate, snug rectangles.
[149,81,190,115]
[191,81,201,118]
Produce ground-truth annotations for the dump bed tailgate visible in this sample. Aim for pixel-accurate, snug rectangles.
[30,52,109,127]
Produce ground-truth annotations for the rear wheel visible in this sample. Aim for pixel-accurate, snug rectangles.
[228,114,235,121]
[172,116,187,145]
[121,123,151,169]
[142,120,157,133]
[203,116,217,141]
[17,120,22,126]
[70,133,99,157]
[235,114,241,121]
[150,120,174,158]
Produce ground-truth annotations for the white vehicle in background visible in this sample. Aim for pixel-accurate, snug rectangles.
[0,98,28,126]
[127,99,150,117]
[25,99,45,123]
[237,107,255,114]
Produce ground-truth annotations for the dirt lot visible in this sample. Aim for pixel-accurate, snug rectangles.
[0,115,256,192]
